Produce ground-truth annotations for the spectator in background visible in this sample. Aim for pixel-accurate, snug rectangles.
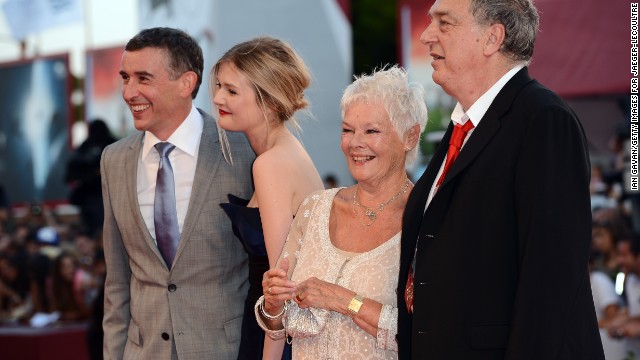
[592,213,630,281]
[75,230,98,269]
[607,233,640,357]
[590,250,621,327]
[0,253,28,320]
[0,184,13,234]
[323,174,339,189]
[49,252,89,322]
[86,248,106,360]
[65,119,117,235]
[22,203,50,229]
[25,229,53,314]
[590,163,617,212]
[589,249,626,360]
[20,224,62,316]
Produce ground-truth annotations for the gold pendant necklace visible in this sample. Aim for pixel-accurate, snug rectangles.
[352,178,411,226]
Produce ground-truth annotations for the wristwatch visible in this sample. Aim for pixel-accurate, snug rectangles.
[347,294,364,317]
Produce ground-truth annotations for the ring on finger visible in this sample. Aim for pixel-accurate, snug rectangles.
[268,287,272,294]
[295,292,303,302]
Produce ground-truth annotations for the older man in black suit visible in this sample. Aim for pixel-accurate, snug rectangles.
[397,0,604,358]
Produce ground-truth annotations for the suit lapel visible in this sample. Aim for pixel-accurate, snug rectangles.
[437,67,534,190]
[401,128,449,267]
[410,123,450,219]
[173,110,222,264]
[125,133,168,266]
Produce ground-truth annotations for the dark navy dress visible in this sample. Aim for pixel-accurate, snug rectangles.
[220,194,291,360]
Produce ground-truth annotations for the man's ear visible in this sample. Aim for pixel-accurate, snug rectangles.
[484,23,506,56]
[179,71,198,98]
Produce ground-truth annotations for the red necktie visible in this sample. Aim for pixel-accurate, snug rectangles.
[404,120,474,313]
[436,121,475,187]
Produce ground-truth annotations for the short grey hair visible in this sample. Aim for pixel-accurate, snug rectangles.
[470,0,539,64]
[341,65,428,165]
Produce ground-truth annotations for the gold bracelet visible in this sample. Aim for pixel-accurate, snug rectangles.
[259,295,285,320]
[347,294,364,317]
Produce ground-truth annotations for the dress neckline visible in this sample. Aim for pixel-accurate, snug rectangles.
[319,188,401,258]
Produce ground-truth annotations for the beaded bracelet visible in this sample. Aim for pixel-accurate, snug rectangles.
[259,295,286,320]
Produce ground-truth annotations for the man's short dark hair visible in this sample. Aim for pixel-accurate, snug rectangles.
[125,27,204,99]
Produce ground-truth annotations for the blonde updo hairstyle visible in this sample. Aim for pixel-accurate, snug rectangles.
[212,37,311,163]
[213,37,311,122]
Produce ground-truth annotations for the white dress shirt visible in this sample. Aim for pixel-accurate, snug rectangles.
[137,105,203,243]
[425,65,524,209]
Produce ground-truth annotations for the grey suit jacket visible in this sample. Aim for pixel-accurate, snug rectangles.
[101,109,255,360]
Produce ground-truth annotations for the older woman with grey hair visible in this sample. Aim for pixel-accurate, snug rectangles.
[255,66,427,359]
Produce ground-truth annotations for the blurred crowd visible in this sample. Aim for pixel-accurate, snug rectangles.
[588,120,640,359]
[0,203,106,358]
[0,118,114,360]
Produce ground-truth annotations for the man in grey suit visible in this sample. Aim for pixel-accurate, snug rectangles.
[101,27,254,359]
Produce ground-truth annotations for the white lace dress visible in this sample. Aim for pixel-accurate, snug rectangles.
[258,188,399,359]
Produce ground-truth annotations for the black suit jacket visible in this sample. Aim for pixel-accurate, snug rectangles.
[397,68,604,359]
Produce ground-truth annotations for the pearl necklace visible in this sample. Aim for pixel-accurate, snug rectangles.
[352,178,411,227]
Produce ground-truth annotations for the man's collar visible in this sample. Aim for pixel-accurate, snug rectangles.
[451,64,525,126]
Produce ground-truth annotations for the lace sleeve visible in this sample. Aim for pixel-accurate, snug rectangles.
[255,191,323,340]
[276,190,324,278]
[376,304,398,352]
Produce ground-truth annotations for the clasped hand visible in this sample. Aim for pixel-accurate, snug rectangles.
[262,258,349,314]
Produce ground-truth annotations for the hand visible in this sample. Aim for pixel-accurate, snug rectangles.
[295,277,351,314]
[605,313,631,338]
[612,318,640,339]
[262,257,296,313]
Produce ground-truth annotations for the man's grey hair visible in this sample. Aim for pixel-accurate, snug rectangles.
[470,0,539,64]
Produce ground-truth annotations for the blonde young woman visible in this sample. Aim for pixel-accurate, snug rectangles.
[214,37,324,360]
